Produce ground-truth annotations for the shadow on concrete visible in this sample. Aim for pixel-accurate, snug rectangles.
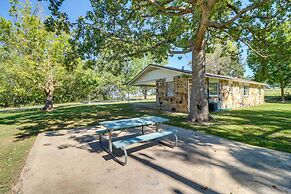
[130,154,219,194]
[3,102,290,193]
[65,125,291,194]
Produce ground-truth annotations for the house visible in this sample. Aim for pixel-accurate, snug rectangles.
[128,64,265,112]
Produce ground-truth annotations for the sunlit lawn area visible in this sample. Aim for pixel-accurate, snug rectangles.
[0,102,290,193]
[265,88,291,96]
[265,88,291,102]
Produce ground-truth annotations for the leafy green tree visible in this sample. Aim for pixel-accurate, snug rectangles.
[248,21,291,101]
[205,41,244,77]
[61,0,288,123]
[0,1,73,110]
[52,60,100,102]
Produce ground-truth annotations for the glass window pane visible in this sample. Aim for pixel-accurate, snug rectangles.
[209,82,218,96]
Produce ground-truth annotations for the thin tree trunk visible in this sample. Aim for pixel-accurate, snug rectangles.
[43,90,53,111]
[143,87,147,99]
[42,77,54,111]
[280,82,285,102]
[188,42,209,123]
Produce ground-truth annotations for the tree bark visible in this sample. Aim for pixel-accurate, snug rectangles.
[188,42,209,123]
[143,87,147,99]
[280,82,285,102]
[42,77,54,111]
[187,4,212,123]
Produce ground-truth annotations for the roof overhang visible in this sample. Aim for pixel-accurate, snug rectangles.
[128,64,266,86]
[128,64,186,86]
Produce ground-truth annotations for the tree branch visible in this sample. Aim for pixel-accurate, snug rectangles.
[144,0,192,15]
[169,48,191,54]
[239,38,270,58]
[208,0,271,29]
[219,28,271,58]
[109,39,170,61]
[226,3,239,14]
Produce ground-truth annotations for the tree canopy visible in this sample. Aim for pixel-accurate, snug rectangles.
[50,0,288,123]
[0,2,72,109]
[248,20,291,101]
[204,41,244,77]
[0,1,151,108]
[1,0,290,118]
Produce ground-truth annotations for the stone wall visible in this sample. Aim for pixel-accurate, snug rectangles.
[156,76,189,112]
[219,81,264,109]
[174,76,189,112]
[156,76,264,113]
[242,84,265,106]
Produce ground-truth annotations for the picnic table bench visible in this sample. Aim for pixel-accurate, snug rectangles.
[97,116,178,165]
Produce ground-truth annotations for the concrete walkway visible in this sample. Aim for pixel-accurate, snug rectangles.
[13,125,291,194]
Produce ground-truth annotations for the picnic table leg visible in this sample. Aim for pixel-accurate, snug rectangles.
[158,133,178,148]
[122,147,128,165]
[155,123,159,132]
[108,132,113,153]
[99,132,127,166]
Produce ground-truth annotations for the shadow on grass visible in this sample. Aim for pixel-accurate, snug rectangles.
[160,107,291,153]
[1,102,290,153]
[0,103,150,141]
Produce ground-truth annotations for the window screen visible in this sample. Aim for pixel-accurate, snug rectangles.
[209,82,219,96]
[166,81,174,97]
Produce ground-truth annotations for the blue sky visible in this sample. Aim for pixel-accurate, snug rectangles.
[0,0,253,76]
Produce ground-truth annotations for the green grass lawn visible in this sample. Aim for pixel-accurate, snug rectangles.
[265,88,291,96]
[0,102,290,193]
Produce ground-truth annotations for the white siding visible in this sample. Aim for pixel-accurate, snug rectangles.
[134,68,182,85]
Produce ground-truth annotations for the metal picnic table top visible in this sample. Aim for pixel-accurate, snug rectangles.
[99,116,169,131]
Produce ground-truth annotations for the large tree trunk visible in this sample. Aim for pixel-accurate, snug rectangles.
[188,43,209,123]
[187,5,212,123]
[42,78,54,111]
[280,82,285,102]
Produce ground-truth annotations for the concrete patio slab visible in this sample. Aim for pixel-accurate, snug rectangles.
[13,125,291,194]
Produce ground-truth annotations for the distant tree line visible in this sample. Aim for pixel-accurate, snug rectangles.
[1,0,289,114]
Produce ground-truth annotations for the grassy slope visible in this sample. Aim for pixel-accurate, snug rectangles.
[0,102,290,193]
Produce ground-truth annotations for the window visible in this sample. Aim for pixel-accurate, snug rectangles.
[166,81,174,96]
[243,85,249,96]
[209,82,219,96]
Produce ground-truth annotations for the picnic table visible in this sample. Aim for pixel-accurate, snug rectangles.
[97,116,178,165]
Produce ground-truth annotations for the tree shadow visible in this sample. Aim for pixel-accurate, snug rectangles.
[2,103,149,141]
[130,154,220,194]
[63,125,291,194]
[63,126,221,193]
[3,102,290,193]
[145,126,291,193]
[1,102,289,152]
[158,108,291,153]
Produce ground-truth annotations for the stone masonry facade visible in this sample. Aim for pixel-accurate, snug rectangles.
[156,75,264,113]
